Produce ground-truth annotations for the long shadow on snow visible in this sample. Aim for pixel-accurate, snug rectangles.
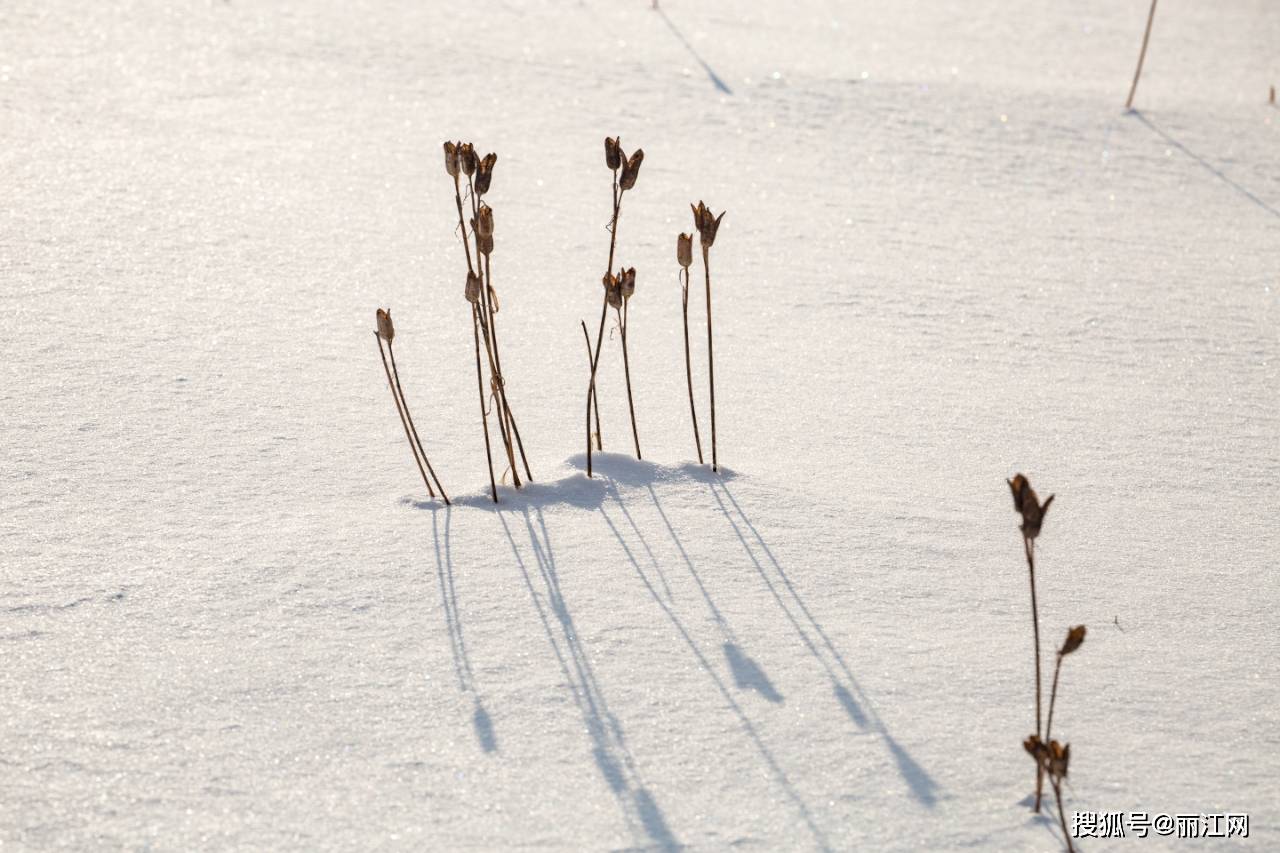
[599,481,831,850]
[1131,109,1280,221]
[498,504,679,852]
[706,480,941,808]
[654,6,734,95]
[431,506,498,753]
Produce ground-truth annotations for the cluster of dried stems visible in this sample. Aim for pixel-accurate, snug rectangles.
[1008,474,1087,852]
[584,136,645,477]
[443,140,533,503]
[374,308,449,504]
[679,201,725,470]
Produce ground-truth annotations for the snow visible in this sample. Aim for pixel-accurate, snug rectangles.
[3,0,1278,849]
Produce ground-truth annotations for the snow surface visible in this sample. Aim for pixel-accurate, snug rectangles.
[3,0,1279,849]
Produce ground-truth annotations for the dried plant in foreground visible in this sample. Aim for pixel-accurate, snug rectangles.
[1025,625,1084,852]
[1008,472,1054,811]
[585,136,644,476]
[1124,0,1159,110]
[677,232,703,463]
[442,140,533,501]
[374,308,449,503]
[691,200,726,472]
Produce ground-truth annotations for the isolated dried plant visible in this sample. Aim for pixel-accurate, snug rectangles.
[677,232,703,463]
[1008,472,1054,811]
[691,200,726,472]
[585,135,644,477]
[373,308,449,504]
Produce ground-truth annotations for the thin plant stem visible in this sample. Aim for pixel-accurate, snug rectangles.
[681,268,704,464]
[482,251,532,482]
[1051,777,1075,853]
[471,307,498,503]
[387,342,450,504]
[1045,652,1063,744]
[1025,535,1043,812]
[581,320,602,450]
[586,176,622,478]
[618,301,641,458]
[703,246,718,472]
[1125,0,1159,110]
[375,333,434,498]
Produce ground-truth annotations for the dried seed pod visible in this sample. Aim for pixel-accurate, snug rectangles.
[602,271,615,293]
[465,272,481,304]
[476,204,494,238]
[1059,625,1086,656]
[605,136,621,170]
[691,200,725,248]
[376,308,395,342]
[1047,741,1070,780]
[478,234,494,256]
[619,148,644,191]
[475,152,497,196]
[677,233,693,269]
[459,142,478,176]
[443,141,459,178]
[1007,473,1054,539]
[1022,734,1043,760]
[607,278,623,309]
[620,266,635,300]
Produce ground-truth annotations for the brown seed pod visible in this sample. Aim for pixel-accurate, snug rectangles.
[443,141,459,178]
[459,142,478,176]
[619,149,644,191]
[620,266,635,300]
[677,233,693,269]
[465,273,481,304]
[475,153,497,196]
[1060,625,1086,656]
[376,308,395,342]
[691,200,725,248]
[1047,741,1070,780]
[476,204,494,238]
[1007,473,1054,539]
[478,234,493,256]
[605,136,621,170]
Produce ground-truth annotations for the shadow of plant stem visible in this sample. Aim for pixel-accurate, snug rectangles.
[598,487,830,849]
[676,236,703,464]
[497,506,678,850]
[443,141,532,502]
[373,310,447,502]
[710,479,940,807]
[586,137,643,477]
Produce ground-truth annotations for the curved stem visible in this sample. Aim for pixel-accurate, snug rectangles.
[682,269,704,464]
[586,296,608,477]
[1125,0,1159,110]
[1026,535,1043,812]
[619,302,641,458]
[388,342,449,504]
[581,320,602,450]
[1045,652,1063,744]
[376,333,434,498]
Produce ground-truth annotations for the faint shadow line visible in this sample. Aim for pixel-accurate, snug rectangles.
[1131,109,1280,221]
[655,6,733,95]
[497,507,679,851]
[599,487,831,850]
[709,481,941,808]
[432,506,497,754]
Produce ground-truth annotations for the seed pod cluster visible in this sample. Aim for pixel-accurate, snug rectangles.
[1007,473,1054,540]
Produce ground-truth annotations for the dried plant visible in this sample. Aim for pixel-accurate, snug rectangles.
[691,200,726,472]
[442,140,533,501]
[1124,0,1159,110]
[677,232,703,464]
[1029,622,1083,853]
[1008,472,1054,811]
[374,308,449,503]
[581,320,602,450]
[585,136,644,477]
